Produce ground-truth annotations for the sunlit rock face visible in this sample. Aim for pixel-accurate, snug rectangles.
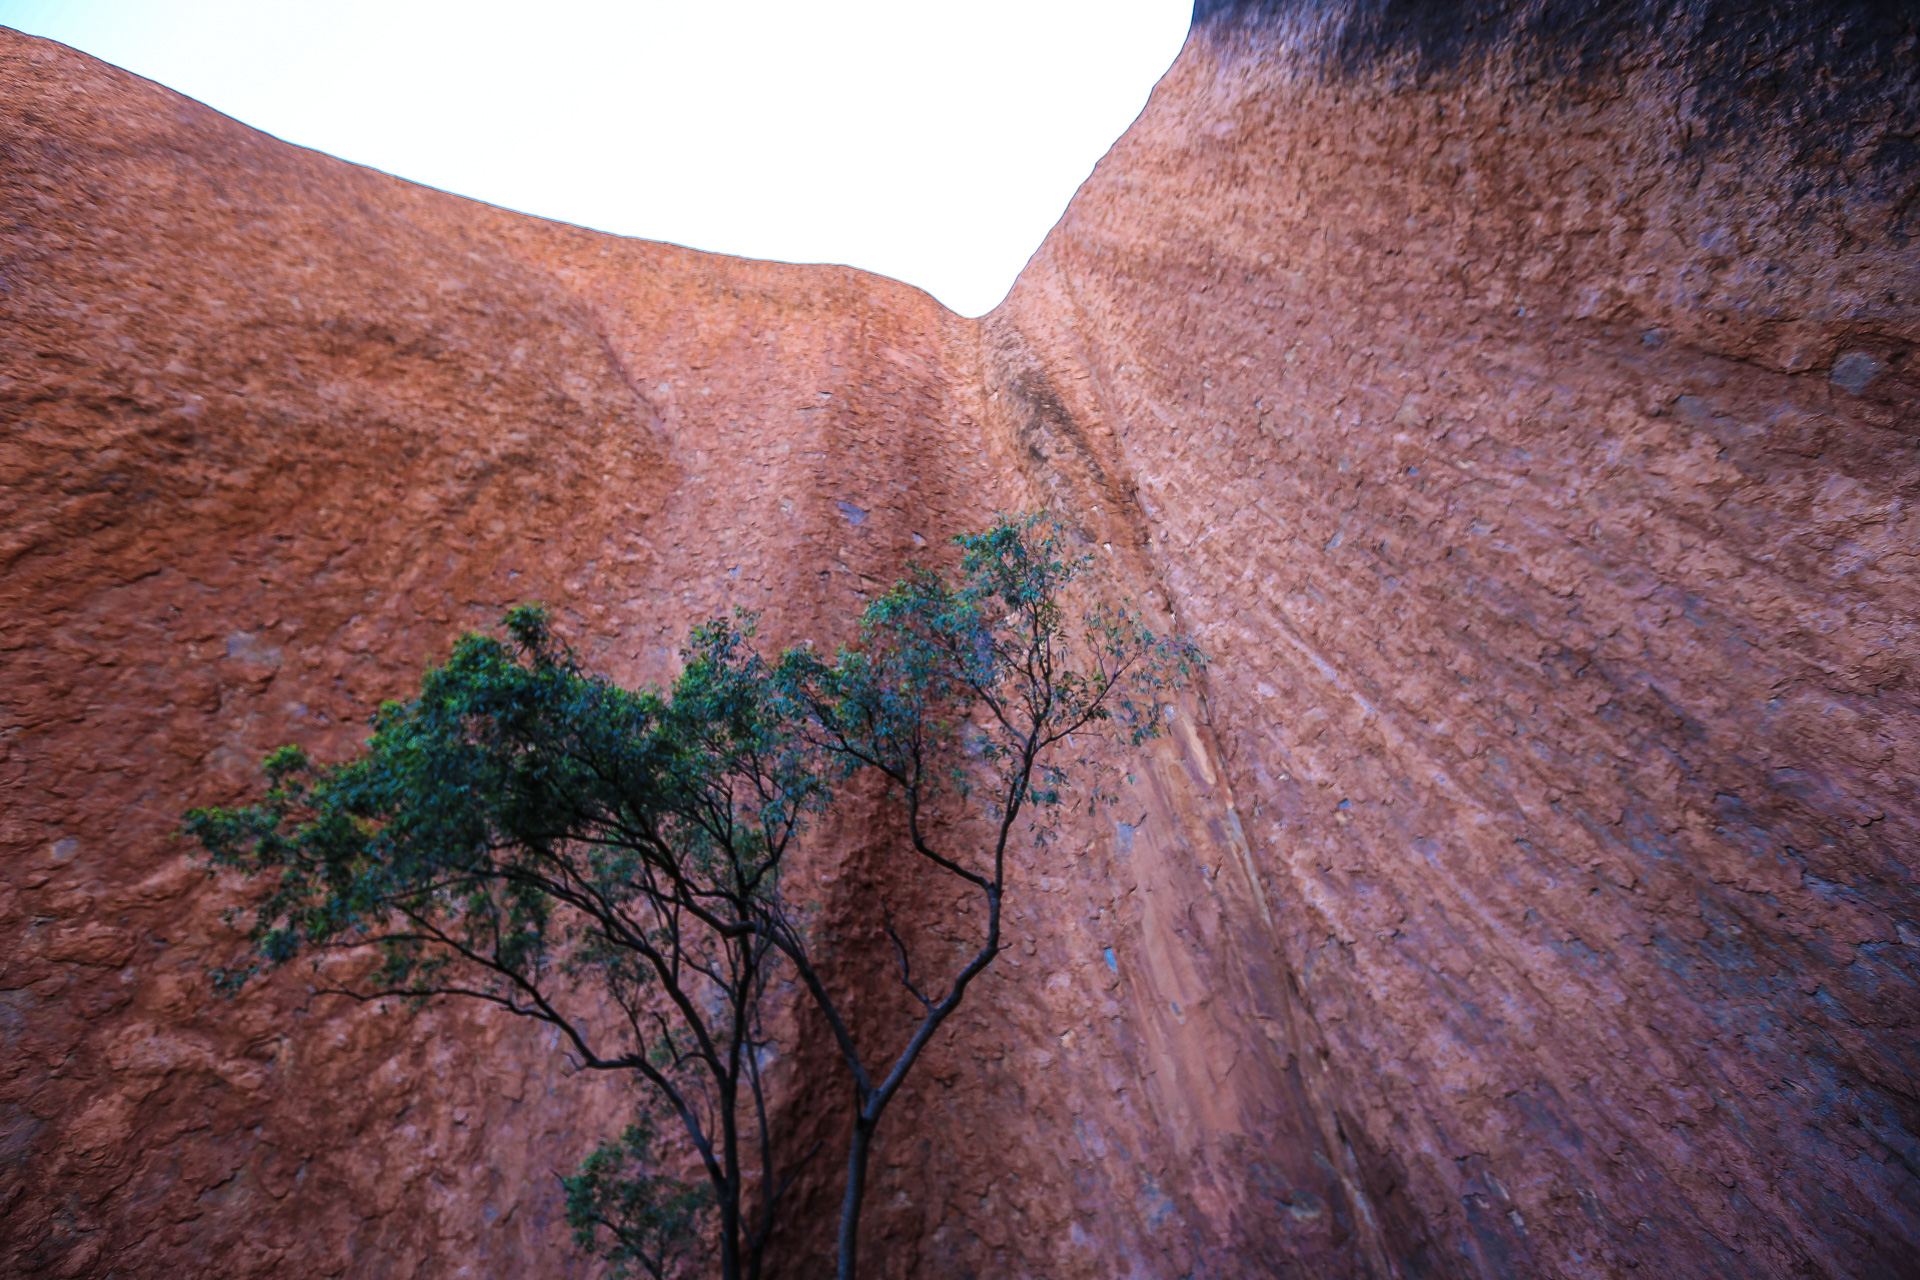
[3,3,1914,1276]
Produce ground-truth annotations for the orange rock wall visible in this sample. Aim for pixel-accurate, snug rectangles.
[985,6,1920,1275]
[0,29,993,1274]
[3,4,1916,1276]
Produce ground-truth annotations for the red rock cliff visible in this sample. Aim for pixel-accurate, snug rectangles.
[3,4,1915,1276]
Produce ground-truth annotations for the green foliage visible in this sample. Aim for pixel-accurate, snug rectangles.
[791,512,1201,830]
[185,603,816,1275]
[182,512,1199,1279]
[564,1118,712,1280]
[185,602,815,1011]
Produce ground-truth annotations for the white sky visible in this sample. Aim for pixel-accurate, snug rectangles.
[1,1,1192,316]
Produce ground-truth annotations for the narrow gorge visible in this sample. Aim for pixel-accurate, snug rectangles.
[3,3,1916,1276]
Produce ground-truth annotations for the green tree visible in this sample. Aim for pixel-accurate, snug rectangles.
[565,1118,715,1280]
[185,513,1198,1279]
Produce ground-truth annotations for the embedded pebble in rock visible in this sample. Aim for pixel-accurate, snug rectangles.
[1831,352,1886,397]
[3,4,1916,1277]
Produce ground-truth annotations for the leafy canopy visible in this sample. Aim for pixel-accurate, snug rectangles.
[183,512,1201,1279]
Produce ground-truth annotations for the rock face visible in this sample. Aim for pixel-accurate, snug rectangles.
[2,4,1915,1276]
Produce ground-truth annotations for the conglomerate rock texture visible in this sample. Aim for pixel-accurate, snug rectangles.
[2,3,1916,1277]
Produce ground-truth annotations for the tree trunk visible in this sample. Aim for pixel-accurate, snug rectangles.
[836,1113,877,1280]
[719,1192,741,1280]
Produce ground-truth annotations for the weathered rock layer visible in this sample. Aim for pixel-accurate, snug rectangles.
[3,4,1915,1276]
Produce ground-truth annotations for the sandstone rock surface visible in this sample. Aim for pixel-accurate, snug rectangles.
[3,3,1916,1276]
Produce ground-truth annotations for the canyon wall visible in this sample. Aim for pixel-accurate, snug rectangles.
[3,3,1916,1276]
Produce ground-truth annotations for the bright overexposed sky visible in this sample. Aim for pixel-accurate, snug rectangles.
[0,1,1192,315]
